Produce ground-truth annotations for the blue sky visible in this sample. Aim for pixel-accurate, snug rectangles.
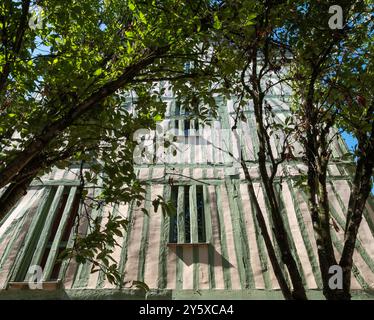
[341,132,357,152]
[342,132,374,194]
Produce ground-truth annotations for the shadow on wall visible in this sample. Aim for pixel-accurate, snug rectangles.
[168,244,234,268]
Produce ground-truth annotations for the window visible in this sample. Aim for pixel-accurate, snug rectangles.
[183,119,200,135]
[195,120,199,132]
[194,120,200,144]
[14,186,80,283]
[183,119,200,144]
[184,61,193,74]
[175,100,181,116]
[184,120,190,138]
[39,190,79,281]
[169,185,206,244]
[196,186,206,242]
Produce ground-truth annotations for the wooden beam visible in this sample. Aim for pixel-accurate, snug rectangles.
[43,187,77,281]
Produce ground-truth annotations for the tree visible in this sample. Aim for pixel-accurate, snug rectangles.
[197,0,308,300]
[204,0,373,300]
[0,0,220,286]
[0,0,218,219]
[282,0,373,299]
[1,0,372,299]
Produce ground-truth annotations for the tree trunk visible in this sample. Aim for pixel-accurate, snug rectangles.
[302,68,342,299]
[252,95,307,300]
[240,158,294,300]
[340,121,374,300]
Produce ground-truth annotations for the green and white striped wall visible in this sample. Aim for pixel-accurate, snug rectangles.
[0,94,373,299]
[1,166,373,298]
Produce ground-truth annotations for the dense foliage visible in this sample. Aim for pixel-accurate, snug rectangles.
[0,0,372,299]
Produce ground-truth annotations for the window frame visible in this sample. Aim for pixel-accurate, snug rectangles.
[168,184,207,245]
[12,185,81,284]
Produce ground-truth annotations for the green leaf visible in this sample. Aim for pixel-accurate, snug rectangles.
[154,114,162,121]
[213,13,222,30]
[245,13,257,26]
[128,0,135,11]
[138,11,147,24]
[93,68,103,76]
[125,31,134,39]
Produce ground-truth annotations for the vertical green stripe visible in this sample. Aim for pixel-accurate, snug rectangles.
[331,180,374,239]
[190,124,195,166]
[211,118,216,164]
[116,169,140,288]
[330,228,370,289]
[260,182,290,288]
[225,179,254,289]
[177,186,185,243]
[59,199,83,282]
[218,98,232,164]
[189,185,199,290]
[275,183,307,286]
[203,173,215,289]
[157,184,171,289]
[326,187,374,275]
[247,115,259,158]
[12,187,54,281]
[201,122,207,165]
[215,184,231,289]
[118,201,135,288]
[29,186,65,268]
[0,190,43,271]
[248,193,271,289]
[43,187,77,281]
[0,209,30,282]
[72,198,103,288]
[96,203,116,289]
[287,180,323,288]
[137,185,152,283]
[190,185,198,243]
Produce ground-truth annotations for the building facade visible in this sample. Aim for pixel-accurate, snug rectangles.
[0,82,374,299]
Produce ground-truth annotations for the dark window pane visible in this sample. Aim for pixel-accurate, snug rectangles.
[49,247,64,281]
[169,186,178,243]
[184,186,191,243]
[61,195,80,242]
[196,186,206,243]
[47,193,68,243]
[184,120,190,138]
[195,119,199,131]
[195,120,200,144]
[175,101,181,116]
[39,247,50,271]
